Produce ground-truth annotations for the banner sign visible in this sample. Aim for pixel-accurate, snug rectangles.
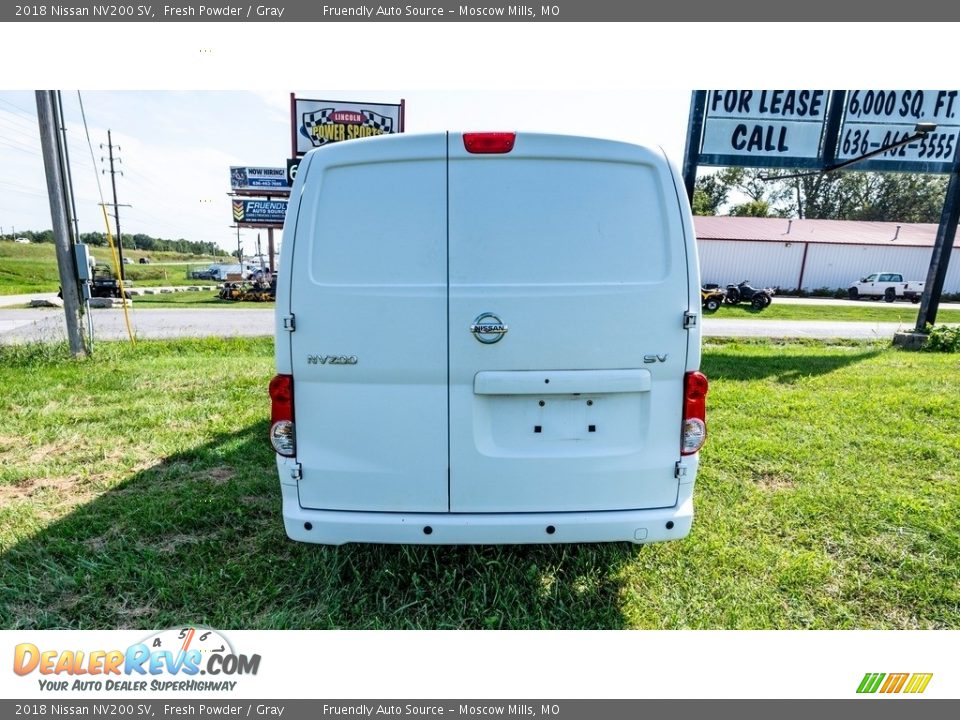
[293,97,404,156]
[835,90,960,172]
[699,90,830,168]
[232,199,288,227]
[230,167,289,193]
[689,89,960,173]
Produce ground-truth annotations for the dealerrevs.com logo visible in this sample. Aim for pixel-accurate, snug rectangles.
[13,627,260,693]
[857,673,933,694]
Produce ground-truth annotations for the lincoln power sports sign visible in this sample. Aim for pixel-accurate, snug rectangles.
[293,96,404,155]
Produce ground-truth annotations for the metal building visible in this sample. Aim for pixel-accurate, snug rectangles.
[695,217,960,294]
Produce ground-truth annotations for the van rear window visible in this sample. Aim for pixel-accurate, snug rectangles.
[306,160,447,286]
[449,159,672,285]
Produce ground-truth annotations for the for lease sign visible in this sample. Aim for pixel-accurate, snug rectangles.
[700,90,829,160]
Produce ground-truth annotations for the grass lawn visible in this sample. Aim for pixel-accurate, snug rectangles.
[0,240,226,294]
[133,291,274,308]
[0,338,957,629]
[709,302,960,324]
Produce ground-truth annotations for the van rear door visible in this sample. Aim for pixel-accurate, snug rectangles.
[447,133,690,513]
[289,134,449,512]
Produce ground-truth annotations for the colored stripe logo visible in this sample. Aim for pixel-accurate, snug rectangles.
[857,672,933,694]
[232,201,245,221]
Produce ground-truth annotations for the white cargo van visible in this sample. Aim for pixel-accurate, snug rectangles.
[271,132,707,545]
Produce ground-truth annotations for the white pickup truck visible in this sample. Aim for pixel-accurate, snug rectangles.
[847,272,925,303]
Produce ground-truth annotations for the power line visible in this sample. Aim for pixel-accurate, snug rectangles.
[0,95,39,118]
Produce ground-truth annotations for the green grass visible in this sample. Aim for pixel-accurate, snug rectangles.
[133,291,274,308]
[0,240,225,294]
[0,338,957,629]
[709,302,960,324]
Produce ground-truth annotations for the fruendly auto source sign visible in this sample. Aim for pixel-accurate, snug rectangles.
[232,199,288,227]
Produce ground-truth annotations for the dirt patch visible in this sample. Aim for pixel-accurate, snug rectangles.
[752,471,795,491]
[82,526,122,552]
[108,602,156,628]
[27,437,87,464]
[156,532,218,553]
[203,466,235,485]
[0,475,94,511]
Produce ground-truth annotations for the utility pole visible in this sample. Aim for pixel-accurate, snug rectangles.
[102,130,128,277]
[267,227,276,273]
[56,92,81,245]
[36,90,86,357]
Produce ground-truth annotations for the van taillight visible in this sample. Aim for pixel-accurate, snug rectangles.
[463,132,516,154]
[269,374,296,457]
[681,371,708,456]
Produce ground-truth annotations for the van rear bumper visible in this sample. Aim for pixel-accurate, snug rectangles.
[279,482,693,545]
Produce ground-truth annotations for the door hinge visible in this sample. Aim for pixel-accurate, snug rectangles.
[683,311,698,329]
[674,461,687,479]
[282,314,296,332]
[290,463,302,481]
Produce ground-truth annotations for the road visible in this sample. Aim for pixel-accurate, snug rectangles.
[0,308,274,343]
[0,307,931,343]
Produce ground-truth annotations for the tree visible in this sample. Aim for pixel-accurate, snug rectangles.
[729,199,775,217]
[703,168,948,223]
[692,174,729,216]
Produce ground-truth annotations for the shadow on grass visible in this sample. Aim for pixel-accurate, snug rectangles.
[0,421,634,630]
[703,348,883,384]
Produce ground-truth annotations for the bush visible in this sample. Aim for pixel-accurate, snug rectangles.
[922,324,960,352]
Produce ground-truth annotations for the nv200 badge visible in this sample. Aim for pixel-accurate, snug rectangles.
[307,355,358,365]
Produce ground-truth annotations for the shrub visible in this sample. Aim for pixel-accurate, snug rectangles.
[922,324,960,352]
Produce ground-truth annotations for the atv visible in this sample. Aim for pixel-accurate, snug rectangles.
[725,280,774,310]
[701,285,725,313]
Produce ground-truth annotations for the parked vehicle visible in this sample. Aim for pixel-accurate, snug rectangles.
[701,285,725,312]
[138,257,150,264]
[189,268,217,280]
[59,263,133,299]
[218,279,276,302]
[271,132,707,546]
[725,280,774,310]
[848,272,925,303]
[90,264,133,298]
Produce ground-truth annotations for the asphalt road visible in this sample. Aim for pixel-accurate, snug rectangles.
[0,307,927,343]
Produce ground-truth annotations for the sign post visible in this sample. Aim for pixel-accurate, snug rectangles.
[916,166,960,330]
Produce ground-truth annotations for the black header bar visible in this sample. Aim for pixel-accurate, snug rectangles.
[2,0,953,22]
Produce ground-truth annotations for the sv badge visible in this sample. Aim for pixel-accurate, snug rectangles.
[643,354,668,363]
[307,355,358,365]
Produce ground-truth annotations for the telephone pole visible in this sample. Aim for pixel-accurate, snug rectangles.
[36,90,86,357]
[102,130,128,277]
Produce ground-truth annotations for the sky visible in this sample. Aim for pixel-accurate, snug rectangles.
[0,89,691,253]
